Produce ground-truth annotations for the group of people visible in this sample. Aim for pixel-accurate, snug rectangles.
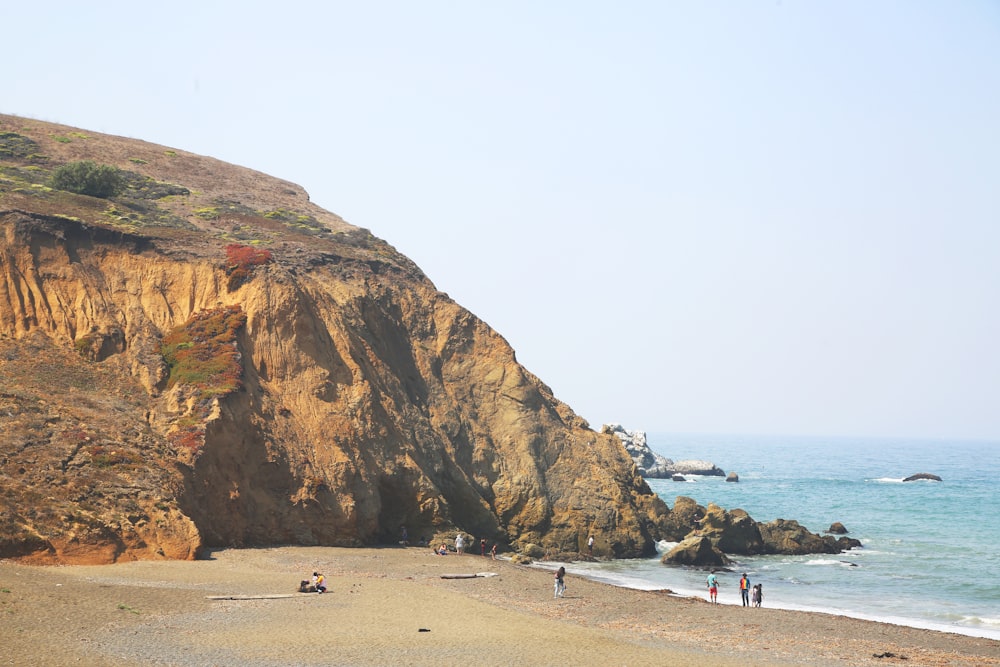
[707,570,762,607]
[431,533,498,559]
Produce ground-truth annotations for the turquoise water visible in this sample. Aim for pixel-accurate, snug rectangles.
[564,434,1000,639]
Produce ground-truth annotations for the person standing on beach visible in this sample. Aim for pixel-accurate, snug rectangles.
[554,566,566,598]
[753,583,763,607]
[455,533,465,555]
[587,535,594,555]
[706,570,719,604]
[739,573,751,607]
[491,543,498,560]
[481,537,487,556]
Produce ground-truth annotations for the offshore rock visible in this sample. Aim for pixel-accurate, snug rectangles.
[903,473,942,482]
[725,472,739,483]
[0,114,672,563]
[757,519,862,555]
[603,424,725,478]
[658,498,859,567]
[671,460,726,477]
[603,424,674,478]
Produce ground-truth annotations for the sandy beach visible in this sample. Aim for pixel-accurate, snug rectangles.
[2,546,997,667]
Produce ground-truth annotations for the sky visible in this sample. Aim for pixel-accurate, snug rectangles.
[5,2,999,440]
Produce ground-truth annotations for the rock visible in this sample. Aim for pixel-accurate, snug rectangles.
[725,472,739,483]
[662,496,705,540]
[697,503,765,555]
[903,473,942,482]
[671,460,726,477]
[603,424,674,478]
[758,519,862,555]
[661,536,731,566]
[522,543,546,559]
[827,522,848,534]
[671,474,686,482]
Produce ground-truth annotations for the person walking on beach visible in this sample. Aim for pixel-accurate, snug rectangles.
[753,583,763,607]
[739,573,751,607]
[554,566,566,598]
[706,570,719,604]
[455,533,465,555]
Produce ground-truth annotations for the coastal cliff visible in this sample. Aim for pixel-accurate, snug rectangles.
[0,115,670,564]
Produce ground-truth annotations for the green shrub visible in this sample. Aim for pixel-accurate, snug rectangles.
[49,160,125,198]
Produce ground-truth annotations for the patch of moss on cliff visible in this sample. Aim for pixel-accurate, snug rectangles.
[160,306,247,455]
[161,305,246,395]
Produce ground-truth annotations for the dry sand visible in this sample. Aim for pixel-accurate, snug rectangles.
[1,546,997,666]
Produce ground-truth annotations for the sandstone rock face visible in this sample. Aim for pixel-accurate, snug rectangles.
[0,115,671,563]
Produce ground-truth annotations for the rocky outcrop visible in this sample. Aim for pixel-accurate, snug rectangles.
[0,114,673,564]
[757,519,861,555]
[698,503,766,555]
[603,424,725,478]
[602,424,674,477]
[903,473,942,482]
[827,522,848,534]
[725,472,739,483]
[657,497,860,565]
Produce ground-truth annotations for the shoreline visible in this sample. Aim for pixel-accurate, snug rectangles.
[2,545,998,666]
[547,559,1000,642]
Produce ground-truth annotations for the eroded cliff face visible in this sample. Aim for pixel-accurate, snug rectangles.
[0,115,669,563]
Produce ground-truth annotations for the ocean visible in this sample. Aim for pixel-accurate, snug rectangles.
[561,434,1000,640]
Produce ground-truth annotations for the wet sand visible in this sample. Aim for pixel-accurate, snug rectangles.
[1,546,998,666]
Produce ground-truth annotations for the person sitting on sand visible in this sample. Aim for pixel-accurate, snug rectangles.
[312,572,326,594]
[437,544,448,555]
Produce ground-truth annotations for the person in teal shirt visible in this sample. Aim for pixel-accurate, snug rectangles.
[706,570,719,604]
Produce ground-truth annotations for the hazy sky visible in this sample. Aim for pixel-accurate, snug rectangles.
[6,2,999,440]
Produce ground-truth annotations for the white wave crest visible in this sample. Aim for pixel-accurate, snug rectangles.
[655,540,678,554]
